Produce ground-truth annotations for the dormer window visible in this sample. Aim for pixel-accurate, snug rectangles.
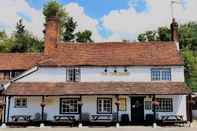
[66,68,80,82]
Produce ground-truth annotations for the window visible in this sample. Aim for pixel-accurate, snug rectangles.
[14,98,27,108]
[0,71,10,80]
[151,69,171,81]
[119,97,127,111]
[156,98,173,112]
[60,98,79,114]
[97,98,112,114]
[10,71,23,78]
[144,101,152,110]
[66,68,80,82]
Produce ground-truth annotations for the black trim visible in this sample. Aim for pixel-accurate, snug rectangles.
[97,97,112,114]
[7,96,11,123]
[3,96,6,123]
[59,98,81,114]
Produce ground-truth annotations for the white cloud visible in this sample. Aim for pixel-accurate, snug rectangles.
[0,0,197,42]
[64,3,103,41]
[101,0,197,41]
[0,0,44,38]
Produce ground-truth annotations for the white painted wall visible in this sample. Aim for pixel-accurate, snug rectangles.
[192,110,197,118]
[18,66,184,82]
[6,95,187,122]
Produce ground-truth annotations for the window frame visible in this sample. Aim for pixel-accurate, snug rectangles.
[151,68,171,81]
[66,68,81,82]
[97,98,112,114]
[119,97,127,111]
[59,98,80,114]
[14,97,27,108]
[155,98,173,112]
[144,101,152,110]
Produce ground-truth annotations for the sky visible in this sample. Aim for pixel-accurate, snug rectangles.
[0,0,196,42]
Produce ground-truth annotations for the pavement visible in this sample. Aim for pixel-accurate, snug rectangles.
[0,120,197,131]
[0,126,197,131]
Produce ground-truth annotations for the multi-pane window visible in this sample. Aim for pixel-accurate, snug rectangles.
[14,98,27,108]
[60,98,79,114]
[97,98,112,114]
[144,101,152,110]
[119,97,127,111]
[0,71,24,80]
[66,68,80,82]
[151,69,171,81]
[156,98,173,112]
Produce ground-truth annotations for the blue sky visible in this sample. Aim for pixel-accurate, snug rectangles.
[0,0,196,41]
[27,0,148,19]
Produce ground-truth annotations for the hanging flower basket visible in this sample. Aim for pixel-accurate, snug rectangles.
[152,101,160,106]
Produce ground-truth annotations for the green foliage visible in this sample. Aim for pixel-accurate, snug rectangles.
[158,27,171,41]
[75,30,93,43]
[137,22,197,91]
[43,0,65,19]
[138,31,158,42]
[43,1,93,43]
[137,33,146,42]
[181,48,197,91]
[62,17,77,42]
[0,19,43,53]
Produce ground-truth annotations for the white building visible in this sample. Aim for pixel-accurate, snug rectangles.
[0,17,192,127]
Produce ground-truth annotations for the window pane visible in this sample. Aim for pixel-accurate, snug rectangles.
[156,98,173,112]
[66,68,80,82]
[97,98,112,114]
[15,98,27,108]
[60,98,79,113]
[119,97,127,111]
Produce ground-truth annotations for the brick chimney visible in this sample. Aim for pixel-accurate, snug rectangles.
[170,18,179,51]
[44,16,59,55]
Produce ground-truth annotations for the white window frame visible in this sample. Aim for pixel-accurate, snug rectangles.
[151,68,171,81]
[14,98,27,108]
[66,68,80,82]
[60,98,79,114]
[97,98,112,114]
[156,98,173,112]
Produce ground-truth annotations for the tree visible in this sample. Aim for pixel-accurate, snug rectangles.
[158,27,171,41]
[138,31,158,42]
[43,1,93,43]
[137,22,197,91]
[16,19,25,35]
[75,30,93,43]
[62,17,77,42]
[7,19,43,53]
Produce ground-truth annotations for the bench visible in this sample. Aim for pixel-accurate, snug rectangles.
[90,115,113,122]
[54,115,76,123]
[161,115,187,126]
[11,115,31,122]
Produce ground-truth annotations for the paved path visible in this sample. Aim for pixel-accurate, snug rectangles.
[0,127,197,131]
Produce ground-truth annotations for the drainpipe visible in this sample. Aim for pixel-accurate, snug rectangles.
[1,96,6,128]
[6,96,11,124]
[40,96,45,127]
[152,95,157,128]
[115,95,120,128]
[78,101,83,128]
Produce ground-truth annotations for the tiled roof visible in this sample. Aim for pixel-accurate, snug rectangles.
[4,82,191,96]
[38,42,184,67]
[0,53,42,70]
[0,42,184,70]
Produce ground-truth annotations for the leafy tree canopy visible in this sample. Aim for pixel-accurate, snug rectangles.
[137,22,197,91]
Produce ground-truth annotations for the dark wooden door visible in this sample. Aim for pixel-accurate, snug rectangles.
[130,97,144,124]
